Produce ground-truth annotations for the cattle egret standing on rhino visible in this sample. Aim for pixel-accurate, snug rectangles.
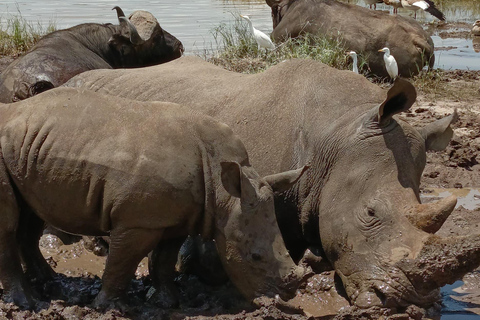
[240,15,275,51]
[378,47,398,79]
[347,51,359,74]
[400,0,445,20]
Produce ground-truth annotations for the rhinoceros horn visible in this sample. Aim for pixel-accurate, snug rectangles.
[398,234,480,291]
[406,195,457,233]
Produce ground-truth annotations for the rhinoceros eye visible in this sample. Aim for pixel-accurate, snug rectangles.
[367,208,376,217]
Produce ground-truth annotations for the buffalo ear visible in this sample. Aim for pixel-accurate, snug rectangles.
[419,109,458,151]
[377,78,417,127]
[263,166,309,194]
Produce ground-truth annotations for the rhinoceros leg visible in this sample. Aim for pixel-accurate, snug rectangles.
[93,227,164,310]
[147,236,186,308]
[0,165,37,308]
[18,204,56,283]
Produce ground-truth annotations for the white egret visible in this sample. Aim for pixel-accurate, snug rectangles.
[472,20,480,37]
[383,0,402,14]
[378,47,398,79]
[400,0,445,21]
[364,0,383,9]
[240,15,275,51]
[347,51,359,74]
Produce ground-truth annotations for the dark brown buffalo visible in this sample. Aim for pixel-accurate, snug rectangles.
[0,7,184,103]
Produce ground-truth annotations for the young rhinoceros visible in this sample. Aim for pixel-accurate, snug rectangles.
[0,88,310,310]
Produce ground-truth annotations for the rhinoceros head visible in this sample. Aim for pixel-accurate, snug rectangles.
[317,79,479,308]
[215,162,312,300]
[108,7,184,68]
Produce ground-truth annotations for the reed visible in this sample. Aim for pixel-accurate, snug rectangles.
[0,12,55,56]
[204,15,367,74]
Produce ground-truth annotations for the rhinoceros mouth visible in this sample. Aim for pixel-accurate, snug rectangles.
[344,267,441,309]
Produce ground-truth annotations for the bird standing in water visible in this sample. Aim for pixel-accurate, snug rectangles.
[347,51,359,74]
[378,47,398,79]
[240,15,275,52]
[383,0,402,14]
[364,0,383,9]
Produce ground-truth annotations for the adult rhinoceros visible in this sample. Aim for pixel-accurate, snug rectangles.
[64,56,480,310]
[0,6,184,103]
[265,0,434,78]
[0,87,310,310]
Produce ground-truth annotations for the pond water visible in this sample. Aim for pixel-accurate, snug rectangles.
[1,0,479,70]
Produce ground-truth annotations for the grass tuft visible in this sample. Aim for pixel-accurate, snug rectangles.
[0,11,56,56]
[202,14,367,74]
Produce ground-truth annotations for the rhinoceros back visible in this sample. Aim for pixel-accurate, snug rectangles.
[0,88,247,236]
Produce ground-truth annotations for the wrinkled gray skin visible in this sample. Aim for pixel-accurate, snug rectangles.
[265,0,434,78]
[64,56,480,309]
[0,6,184,103]
[0,88,310,310]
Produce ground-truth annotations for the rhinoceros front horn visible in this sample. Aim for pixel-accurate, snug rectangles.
[118,16,145,45]
[398,234,480,291]
[406,195,457,233]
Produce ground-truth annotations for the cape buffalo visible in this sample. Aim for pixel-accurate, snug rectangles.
[64,56,480,310]
[266,0,435,78]
[0,87,310,310]
[0,6,184,103]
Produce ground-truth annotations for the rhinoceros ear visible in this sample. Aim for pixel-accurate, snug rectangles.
[264,166,309,194]
[377,78,417,127]
[221,161,242,198]
[419,109,458,151]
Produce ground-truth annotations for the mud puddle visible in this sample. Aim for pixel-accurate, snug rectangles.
[421,188,480,319]
[441,279,480,319]
[421,188,480,210]
[433,37,480,70]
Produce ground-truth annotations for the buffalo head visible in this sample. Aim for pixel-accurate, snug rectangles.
[108,7,184,67]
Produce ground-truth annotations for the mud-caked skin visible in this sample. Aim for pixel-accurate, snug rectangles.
[0,6,183,103]
[0,88,310,310]
[64,56,480,309]
[265,0,434,78]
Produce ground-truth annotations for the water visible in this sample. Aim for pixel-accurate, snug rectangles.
[0,0,272,54]
[421,188,480,210]
[1,0,479,69]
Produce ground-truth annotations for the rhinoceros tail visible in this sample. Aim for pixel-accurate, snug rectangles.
[424,0,445,21]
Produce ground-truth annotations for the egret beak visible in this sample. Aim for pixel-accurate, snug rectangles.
[378,49,385,52]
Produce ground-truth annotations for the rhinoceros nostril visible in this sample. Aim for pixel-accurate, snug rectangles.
[252,253,261,261]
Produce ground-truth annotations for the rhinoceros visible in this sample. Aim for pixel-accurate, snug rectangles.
[0,6,184,103]
[0,87,311,310]
[265,0,434,78]
[64,56,480,310]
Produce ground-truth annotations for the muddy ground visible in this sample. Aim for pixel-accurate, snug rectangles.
[0,30,479,320]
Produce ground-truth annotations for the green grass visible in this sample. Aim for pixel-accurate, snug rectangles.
[203,14,368,74]
[0,12,56,56]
